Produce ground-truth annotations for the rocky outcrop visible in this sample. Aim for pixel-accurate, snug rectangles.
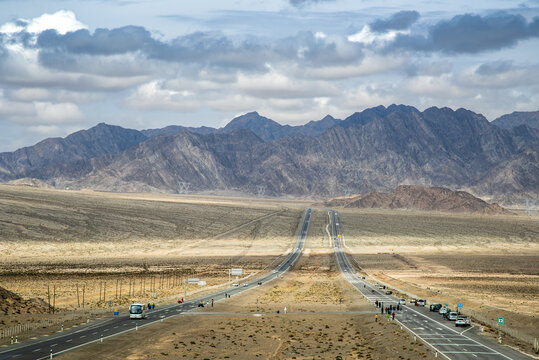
[324,185,512,215]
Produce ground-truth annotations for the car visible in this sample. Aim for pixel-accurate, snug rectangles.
[232,283,239,287]
[242,283,248,287]
[399,298,406,305]
[447,312,458,321]
[430,303,442,312]
[385,290,392,295]
[410,298,417,304]
[375,282,379,286]
[417,299,426,306]
[455,316,471,327]
[379,285,384,289]
[439,307,448,315]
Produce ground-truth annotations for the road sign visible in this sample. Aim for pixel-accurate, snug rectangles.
[188,278,200,284]
[231,268,242,276]
[498,317,504,325]
[457,303,463,308]
[197,281,206,286]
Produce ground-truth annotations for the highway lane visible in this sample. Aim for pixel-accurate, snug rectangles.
[0,208,312,360]
[329,210,529,360]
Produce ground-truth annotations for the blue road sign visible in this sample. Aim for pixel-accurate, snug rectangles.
[457,303,463,308]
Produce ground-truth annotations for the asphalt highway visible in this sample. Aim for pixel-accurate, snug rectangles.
[329,210,529,360]
[0,208,312,360]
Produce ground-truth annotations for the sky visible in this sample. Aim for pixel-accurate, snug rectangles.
[0,0,538,151]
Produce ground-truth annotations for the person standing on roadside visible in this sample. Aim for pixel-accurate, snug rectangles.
[392,311,395,321]
[375,314,378,322]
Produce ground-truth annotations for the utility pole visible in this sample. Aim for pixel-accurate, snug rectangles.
[183,279,186,301]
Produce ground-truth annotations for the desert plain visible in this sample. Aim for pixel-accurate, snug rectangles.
[0,184,538,358]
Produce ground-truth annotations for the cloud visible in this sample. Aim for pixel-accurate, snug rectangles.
[35,26,363,73]
[475,60,514,75]
[0,10,87,35]
[289,0,335,9]
[390,12,539,53]
[37,26,158,56]
[369,11,420,33]
[33,102,85,124]
[0,92,84,124]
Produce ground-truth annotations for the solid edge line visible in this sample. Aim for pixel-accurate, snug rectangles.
[34,207,310,360]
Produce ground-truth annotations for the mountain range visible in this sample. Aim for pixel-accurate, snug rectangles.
[1,105,538,205]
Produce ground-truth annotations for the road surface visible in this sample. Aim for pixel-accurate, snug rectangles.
[329,210,529,360]
[0,208,312,360]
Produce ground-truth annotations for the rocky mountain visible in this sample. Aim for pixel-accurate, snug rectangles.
[323,185,512,215]
[0,105,537,205]
[141,125,215,137]
[141,112,341,141]
[492,111,539,130]
[0,123,147,181]
[221,112,341,140]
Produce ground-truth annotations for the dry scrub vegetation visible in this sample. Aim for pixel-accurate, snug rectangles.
[336,207,539,347]
[0,185,304,337]
[62,250,434,360]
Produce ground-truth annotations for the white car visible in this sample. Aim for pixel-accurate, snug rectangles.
[399,298,406,305]
[447,312,458,321]
[455,316,471,327]
[232,283,239,287]
[242,283,248,287]
[417,299,426,306]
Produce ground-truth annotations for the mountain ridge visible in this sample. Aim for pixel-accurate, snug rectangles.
[1,105,537,205]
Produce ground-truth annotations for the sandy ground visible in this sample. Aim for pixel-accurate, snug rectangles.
[1,187,537,356]
[332,208,539,348]
[61,249,436,359]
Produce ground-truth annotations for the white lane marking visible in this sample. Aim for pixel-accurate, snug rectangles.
[80,335,86,338]
[32,348,41,352]
[402,305,514,359]
[113,326,118,329]
[460,325,475,334]
[51,343,58,347]
[429,343,484,346]
[443,351,498,354]
[66,339,72,342]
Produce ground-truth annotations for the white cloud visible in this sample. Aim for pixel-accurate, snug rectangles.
[9,88,51,101]
[125,80,200,111]
[0,10,87,36]
[34,102,85,123]
[348,25,409,46]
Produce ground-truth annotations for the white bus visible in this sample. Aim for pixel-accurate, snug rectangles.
[129,303,147,319]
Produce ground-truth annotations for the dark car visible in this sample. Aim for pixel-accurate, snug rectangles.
[430,303,442,312]
[385,290,392,295]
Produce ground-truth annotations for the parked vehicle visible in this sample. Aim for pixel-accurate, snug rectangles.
[232,283,239,287]
[242,283,248,287]
[455,316,471,327]
[417,299,426,306]
[399,298,406,305]
[430,303,442,312]
[385,290,392,295]
[447,312,458,321]
[410,298,417,304]
[129,303,147,319]
[439,307,448,315]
